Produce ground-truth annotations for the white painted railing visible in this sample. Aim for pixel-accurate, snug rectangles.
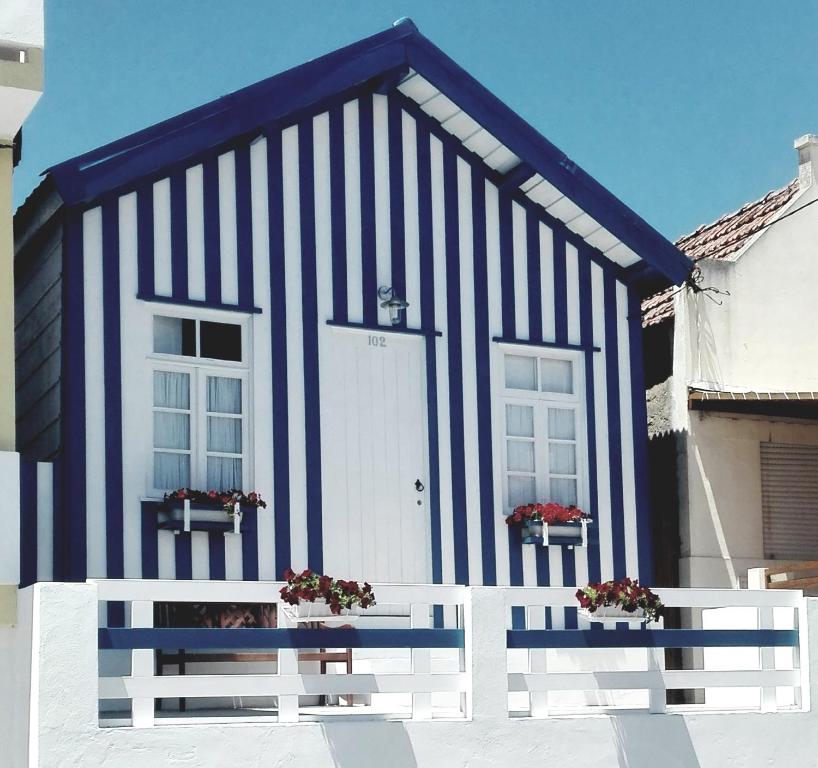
[89,581,809,727]
[505,586,808,716]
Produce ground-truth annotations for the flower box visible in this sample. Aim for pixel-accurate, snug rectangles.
[521,519,590,547]
[280,599,362,625]
[578,606,649,624]
[157,498,242,535]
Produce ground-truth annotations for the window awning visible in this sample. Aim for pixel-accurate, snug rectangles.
[689,387,818,419]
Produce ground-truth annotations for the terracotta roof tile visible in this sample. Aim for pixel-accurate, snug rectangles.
[641,180,800,327]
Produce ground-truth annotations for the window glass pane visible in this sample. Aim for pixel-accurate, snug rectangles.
[507,440,535,472]
[154,412,190,450]
[208,416,242,454]
[200,321,242,361]
[207,456,242,490]
[504,355,537,390]
[506,405,534,437]
[153,316,195,356]
[540,358,573,394]
[508,475,536,507]
[207,376,242,414]
[549,443,576,475]
[548,408,576,440]
[153,371,190,409]
[550,477,577,506]
[154,452,190,490]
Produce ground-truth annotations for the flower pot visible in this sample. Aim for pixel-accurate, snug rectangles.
[578,606,650,624]
[280,599,361,625]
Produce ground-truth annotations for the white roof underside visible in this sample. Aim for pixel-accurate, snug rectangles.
[397,71,641,269]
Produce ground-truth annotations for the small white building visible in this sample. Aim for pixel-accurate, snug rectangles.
[644,135,818,588]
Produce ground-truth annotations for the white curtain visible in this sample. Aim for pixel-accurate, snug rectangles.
[206,376,242,489]
[504,355,537,390]
[155,453,190,490]
[207,376,241,414]
[154,370,190,409]
[539,358,573,394]
[153,316,183,355]
[153,371,191,489]
[207,457,242,490]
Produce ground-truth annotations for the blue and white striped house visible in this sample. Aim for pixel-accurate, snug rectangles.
[13,20,692,609]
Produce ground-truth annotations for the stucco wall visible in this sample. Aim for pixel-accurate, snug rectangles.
[680,411,818,588]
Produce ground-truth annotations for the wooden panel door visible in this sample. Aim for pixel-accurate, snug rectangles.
[321,328,430,583]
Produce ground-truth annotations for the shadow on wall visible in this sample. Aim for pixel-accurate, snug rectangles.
[322,721,418,768]
[611,713,701,768]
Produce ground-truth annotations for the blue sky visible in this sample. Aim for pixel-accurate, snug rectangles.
[14,1,818,239]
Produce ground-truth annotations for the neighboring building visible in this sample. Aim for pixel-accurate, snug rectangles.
[14,19,690,598]
[0,0,42,609]
[644,135,818,588]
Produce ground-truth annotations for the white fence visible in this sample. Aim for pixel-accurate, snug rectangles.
[88,580,809,727]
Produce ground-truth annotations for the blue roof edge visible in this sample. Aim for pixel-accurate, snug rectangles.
[46,17,691,286]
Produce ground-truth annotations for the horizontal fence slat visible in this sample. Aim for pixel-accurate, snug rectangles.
[99,627,465,650]
[508,669,801,692]
[507,629,799,649]
[90,579,467,605]
[99,672,468,699]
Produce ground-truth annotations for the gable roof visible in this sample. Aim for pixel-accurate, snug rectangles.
[642,180,799,327]
[42,18,691,287]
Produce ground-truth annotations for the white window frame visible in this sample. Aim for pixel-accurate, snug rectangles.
[493,344,589,514]
[146,306,253,498]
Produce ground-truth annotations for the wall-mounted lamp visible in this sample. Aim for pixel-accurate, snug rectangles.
[378,286,410,326]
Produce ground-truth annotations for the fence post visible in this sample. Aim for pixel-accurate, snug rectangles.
[277,607,299,723]
[464,587,508,721]
[411,603,432,720]
[528,606,548,717]
[747,568,768,590]
[130,599,155,727]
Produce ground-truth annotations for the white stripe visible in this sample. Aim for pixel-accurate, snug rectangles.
[36,462,53,581]
[282,125,308,570]
[457,158,482,585]
[431,135,454,586]
[152,178,172,296]
[224,534,243,580]
[485,181,509,586]
[249,136,275,580]
[83,206,106,578]
[218,151,239,305]
[511,202,529,341]
[157,532,176,579]
[185,164,205,301]
[591,263,613,581]
[118,191,144,578]
[373,94,391,323]
[190,532,209,580]
[402,110,421,329]
[344,99,363,323]
[314,112,335,578]
[617,280,638,578]
[539,223,555,343]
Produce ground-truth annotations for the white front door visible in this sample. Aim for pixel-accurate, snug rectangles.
[321,327,430,583]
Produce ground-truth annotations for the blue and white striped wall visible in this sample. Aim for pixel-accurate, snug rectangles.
[20,86,651,600]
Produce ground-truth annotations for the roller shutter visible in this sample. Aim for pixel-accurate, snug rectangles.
[761,442,818,560]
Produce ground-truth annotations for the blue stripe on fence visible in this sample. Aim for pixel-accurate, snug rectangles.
[99,627,465,650]
[507,628,799,649]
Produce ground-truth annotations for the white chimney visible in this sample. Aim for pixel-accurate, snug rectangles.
[795,134,818,190]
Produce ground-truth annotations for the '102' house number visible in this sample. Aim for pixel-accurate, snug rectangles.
[368,335,387,347]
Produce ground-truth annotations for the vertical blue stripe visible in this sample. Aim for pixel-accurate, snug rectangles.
[235,144,254,308]
[101,198,124,582]
[579,249,601,585]
[170,169,188,300]
[202,155,222,304]
[267,129,291,578]
[62,212,86,581]
[19,460,37,587]
[628,290,654,584]
[299,118,324,573]
[388,96,406,327]
[136,183,154,296]
[498,193,515,338]
[208,532,226,580]
[525,212,549,591]
[358,94,377,326]
[241,510,259,581]
[328,104,348,322]
[443,146,468,585]
[175,534,192,580]
[140,502,158,579]
[604,272,626,579]
[471,167,496,585]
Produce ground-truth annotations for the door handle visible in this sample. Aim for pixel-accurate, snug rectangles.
[414,479,425,493]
